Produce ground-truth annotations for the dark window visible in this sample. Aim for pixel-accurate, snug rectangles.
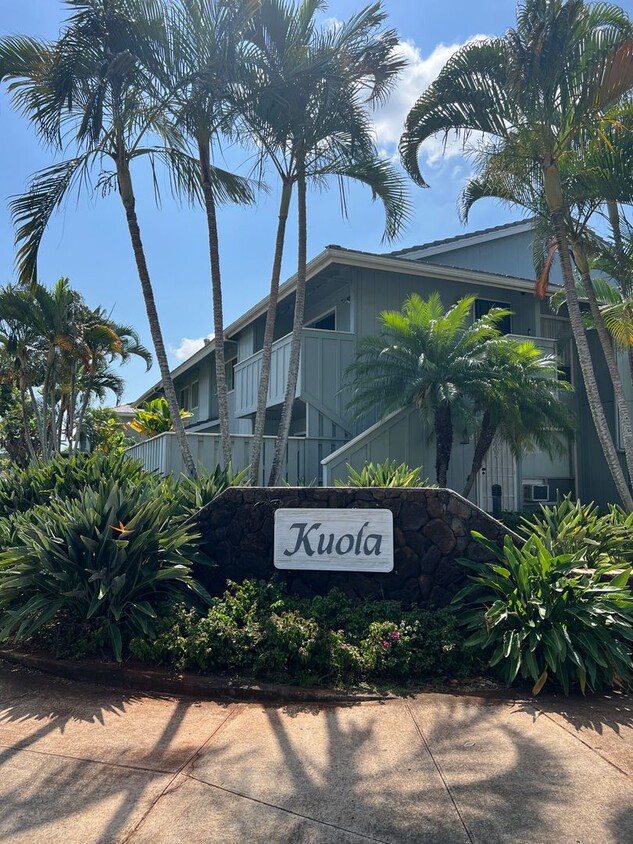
[309,311,336,331]
[179,386,189,411]
[190,381,199,409]
[474,299,512,335]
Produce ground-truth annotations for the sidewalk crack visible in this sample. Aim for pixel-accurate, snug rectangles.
[405,703,475,844]
[120,703,244,843]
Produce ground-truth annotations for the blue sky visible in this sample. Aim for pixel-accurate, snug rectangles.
[0,0,570,402]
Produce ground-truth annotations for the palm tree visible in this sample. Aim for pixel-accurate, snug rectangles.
[462,339,574,498]
[70,309,153,453]
[400,0,633,509]
[238,0,409,485]
[0,0,200,476]
[166,0,258,465]
[345,293,510,487]
[459,113,633,494]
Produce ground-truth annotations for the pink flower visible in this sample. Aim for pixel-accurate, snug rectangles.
[382,641,390,648]
[342,644,349,649]
[391,631,400,640]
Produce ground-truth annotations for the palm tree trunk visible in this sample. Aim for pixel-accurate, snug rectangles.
[573,243,633,485]
[249,180,293,484]
[199,138,231,467]
[27,384,45,459]
[544,160,633,509]
[605,201,633,392]
[74,383,93,453]
[19,384,36,462]
[462,411,496,499]
[269,165,306,486]
[116,157,197,478]
[434,402,453,487]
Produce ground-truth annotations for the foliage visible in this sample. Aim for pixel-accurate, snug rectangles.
[171,464,250,517]
[83,407,135,455]
[522,495,633,570]
[336,460,429,488]
[0,278,151,460]
[130,580,478,685]
[346,291,548,487]
[455,533,633,694]
[0,480,209,661]
[0,385,39,467]
[0,451,154,521]
[129,397,192,439]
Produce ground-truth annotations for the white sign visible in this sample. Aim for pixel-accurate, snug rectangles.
[274,508,394,572]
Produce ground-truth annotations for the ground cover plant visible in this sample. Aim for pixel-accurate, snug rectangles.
[130,580,480,686]
[455,532,633,695]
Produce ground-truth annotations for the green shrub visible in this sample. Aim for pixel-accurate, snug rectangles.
[130,581,478,685]
[336,459,429,488]
[0,451,154,520]
[523,495,633,569]
[171,464,250,517]
[455,532,633,694]
[0,480,209,660]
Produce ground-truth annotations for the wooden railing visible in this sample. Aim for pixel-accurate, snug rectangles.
[125,432,348,486]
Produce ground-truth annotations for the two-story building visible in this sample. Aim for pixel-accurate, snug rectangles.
[127,219,630,510]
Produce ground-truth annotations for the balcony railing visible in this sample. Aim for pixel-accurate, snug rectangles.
[233,327,356,418]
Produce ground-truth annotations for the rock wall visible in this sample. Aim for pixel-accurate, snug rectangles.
[195,487,515,608]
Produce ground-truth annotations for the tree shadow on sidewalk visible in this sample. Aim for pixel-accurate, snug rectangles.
[0,661,233,844]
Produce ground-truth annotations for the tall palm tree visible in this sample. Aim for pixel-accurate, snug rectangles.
[400,0,633,509]
[0,0,200,476]
[459,113,633,493]
[166,0,258,465]
[238,0,409,485]
[346,293,510,487]
[462,339,574,498]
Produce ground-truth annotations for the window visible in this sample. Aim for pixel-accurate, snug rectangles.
[307,310,336,331]
[190,380,199,410]
[179,386,189,411]
[474,299,512,335]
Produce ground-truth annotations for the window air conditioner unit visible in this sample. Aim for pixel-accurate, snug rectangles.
[523,483,550,503]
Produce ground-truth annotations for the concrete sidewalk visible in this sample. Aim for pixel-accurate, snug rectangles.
[0,661,631,843]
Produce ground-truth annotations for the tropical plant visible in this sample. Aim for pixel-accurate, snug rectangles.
[0,385,39,467]
[0,278,151,459]
[462,338,574,498]
[172,463,250,516]
[455,532,633,694]
[523,494,633,569]
[346,292,510,486]
[165,0,258,465]
[459,106,633,499]
[336,460,429,488]
[238,0,409,485]
[0,451,154,520]
[129,397,192,438]
[82,406,135,455]
[0,480,210,660]
[0,0,199,475]
[400,0,633,509]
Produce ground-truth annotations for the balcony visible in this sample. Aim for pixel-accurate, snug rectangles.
[125,431,348,485]
[233,328,356,419]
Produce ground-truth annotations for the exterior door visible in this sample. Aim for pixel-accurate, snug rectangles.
[476,435,518,513]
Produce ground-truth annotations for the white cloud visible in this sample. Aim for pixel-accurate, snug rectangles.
[372,37,489,165]
[171,332,214,362]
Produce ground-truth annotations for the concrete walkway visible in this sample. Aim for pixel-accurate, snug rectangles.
[1,661,632,844]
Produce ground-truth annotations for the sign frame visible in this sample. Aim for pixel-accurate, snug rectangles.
[274,508,394,572]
